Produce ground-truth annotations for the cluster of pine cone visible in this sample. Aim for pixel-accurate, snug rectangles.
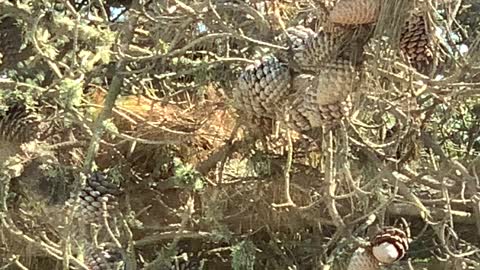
[0,104,126,269]
[0,104,123,215]
[233,0,445,134]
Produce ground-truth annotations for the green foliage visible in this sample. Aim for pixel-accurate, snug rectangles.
[248,152,272,178]
[223,158,256,178]
[54,15,115,45]
[34,28,59,59]
[155,38,170,54]
[0,88,38,110]
[103,118,119,137]
[78,46,112,73]
[231,240,257,270]
[210,227,233,243]
[106,166,125,185]
[170,157,205,192]
[58,77,83,109]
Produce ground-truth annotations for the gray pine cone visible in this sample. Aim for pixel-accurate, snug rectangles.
[287,97,314,132]
[285,74,316,132]
[234,56,292,119]
[72,172,122,223]
[85,244,125,270]
[277,26,346,72]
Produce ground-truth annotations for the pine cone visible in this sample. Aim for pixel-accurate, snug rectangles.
[347,227,409,270]
[304,97,353,128]
[0,16,23,65]
[85,244,125,270]
[314,61,360,105]
[0,104,39,144]
[72,172,122,224]
[277,26,346,72]
[234,56,292,119]
[347,247,379,270]
[284,74,316,132]
[329,0,380,25]
[400,13,433,73]
[0,104,39,164]
[371,227,409,264]
[302,61,359,127]
[302,1,347,33]
[287,96,313,132]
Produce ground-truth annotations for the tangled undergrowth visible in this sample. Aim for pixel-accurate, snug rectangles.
[0,0,480,269]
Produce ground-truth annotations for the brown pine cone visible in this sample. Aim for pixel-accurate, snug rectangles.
[0,104,39,144]
[329,0,380,25]
[313,60,360,105]
[303,1,347,33]
[85,243,125,270]
[0,16,23,66]
[302,61,359,127]
[234,56,292,119]
[277,26,346,72]
[371,227,409,264]
[347,227,409,270]
[400,13,433,73]
[287,96,313,132]
[0,103,40,165]
[304,96,353,128]
[284,74,315,132]
[72,172,122,224]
